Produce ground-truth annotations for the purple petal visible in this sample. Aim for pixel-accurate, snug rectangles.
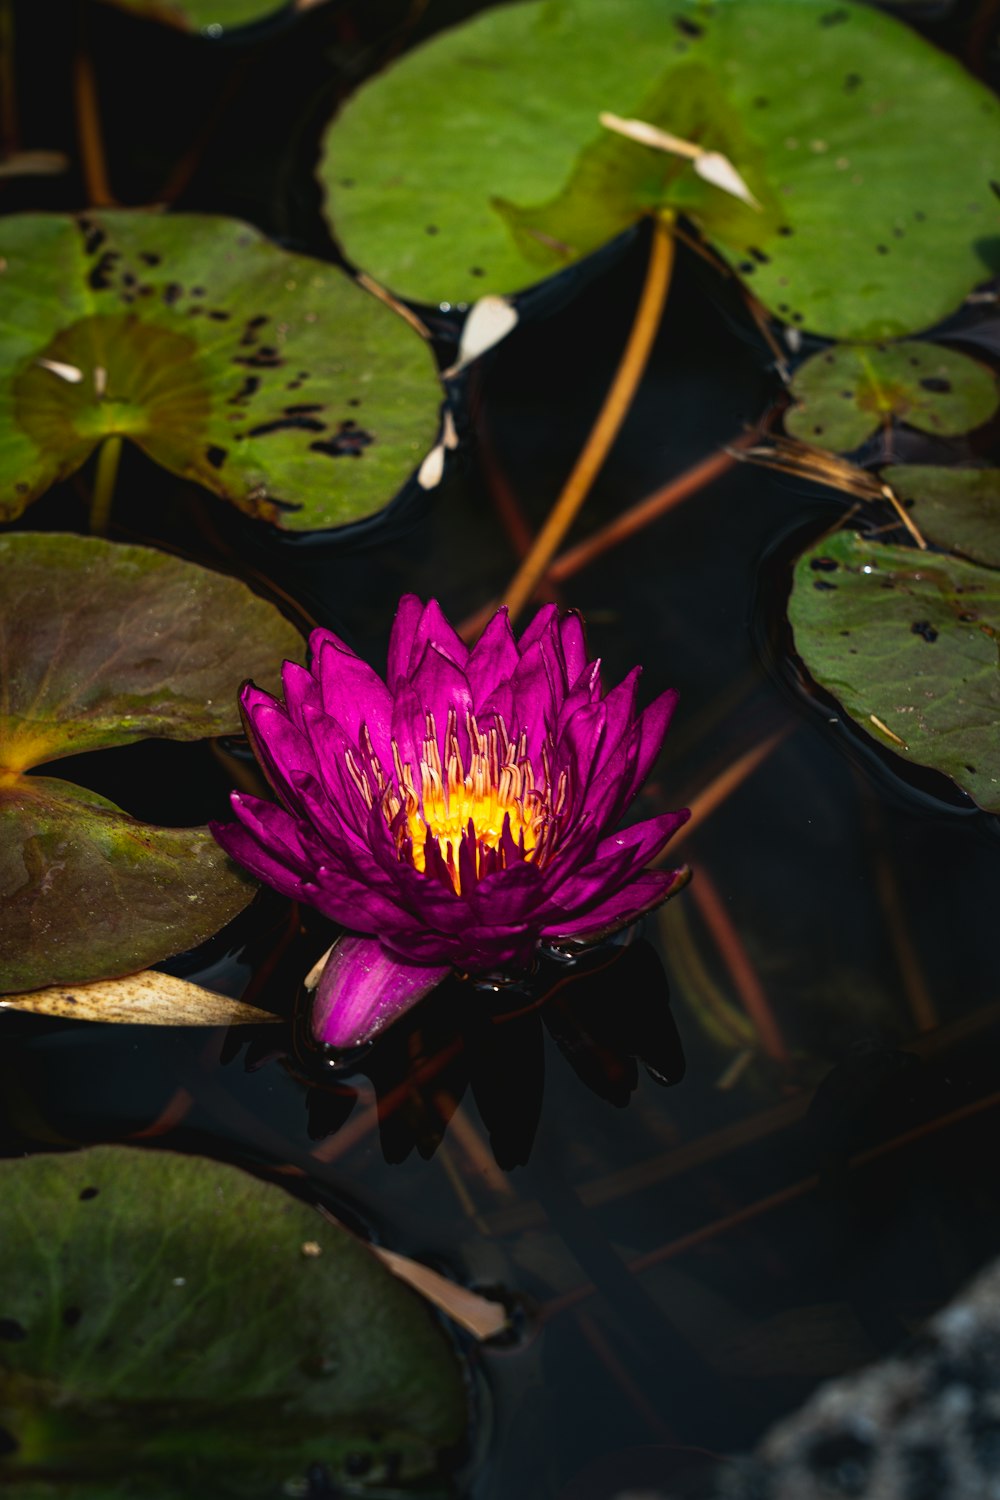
[508,637,561,744]
[312,933,449,1049]
[557,612,589,685]
[581,687,680,828]
[386,594,425,687]
[388,596,468,685]
[516,603,559,655]
[409,643,473,751]
[280,660,322,730]
[541,868,690,940]
[311,630,394,762]
[240,690,319,814]
[211,823,304,901]
[467,607,520,707]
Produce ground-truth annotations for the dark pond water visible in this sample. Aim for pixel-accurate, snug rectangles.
[5,1,1000,1496]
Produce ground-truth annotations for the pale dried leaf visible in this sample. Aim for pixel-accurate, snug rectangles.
[694,151,762,210]
[304,944,334,990]
[317,1206,508,1340]
[0,150,69,179]
[598,111,700,160]
[0,969,282,1026]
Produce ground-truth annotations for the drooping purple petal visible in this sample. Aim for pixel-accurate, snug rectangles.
[312,933,449,1049]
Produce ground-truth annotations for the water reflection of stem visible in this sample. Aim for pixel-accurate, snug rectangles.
[497,213,676,626]
[689,867,789,1064]
[542,1088,1000,1322]
[89,434,122,535]
[859,788,938,1033]
[658,899,756,1054]
[664,727,791,856]
[73,31,116,207]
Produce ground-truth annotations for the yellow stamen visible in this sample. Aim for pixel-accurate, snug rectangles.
[381,711,555,893]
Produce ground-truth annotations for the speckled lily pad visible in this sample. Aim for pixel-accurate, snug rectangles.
[0,532,302,993]
[320,0,1000,336]
[785,342,998,451]
[883,465,1000,569]
[0,1146,467,1496]
[0,211,441,530]
[789,529,1000,811]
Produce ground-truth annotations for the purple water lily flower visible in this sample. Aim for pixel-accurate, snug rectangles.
[211,597,690,1050]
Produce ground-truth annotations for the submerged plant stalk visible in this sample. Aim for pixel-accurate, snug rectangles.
[497,213,676,627]
[89,434,122,535]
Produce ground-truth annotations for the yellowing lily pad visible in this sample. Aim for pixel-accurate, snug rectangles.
[883,465,1000,569]
[0,212,441,530]
[0,1146,467,1495]
[789,530,1000,811]
[320,0,1000,336]
[785,342,999,452]
[0,778,254,995]
[0,532,302,994]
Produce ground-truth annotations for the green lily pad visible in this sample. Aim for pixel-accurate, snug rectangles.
[320,0,1000,336]
[96,0,324,31]
[0,778,254,995]
[883,465,1000,569]
[0,212,441,529]
[0,1145,467,1496]
[0,532,301,769]
[0,532,302,993]
[785,341,998,451]
[789,529,1000,811]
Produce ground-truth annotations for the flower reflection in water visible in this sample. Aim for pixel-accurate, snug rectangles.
[291,938,684,1170]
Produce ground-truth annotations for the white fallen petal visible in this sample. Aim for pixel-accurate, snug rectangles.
[417,441,446,490]
[36,358,84,384]
[445,295,519,377]
[695,151,762,210]
[0,969,282,1026]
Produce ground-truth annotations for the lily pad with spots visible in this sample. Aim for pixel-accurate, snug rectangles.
[0,1145,468,1496]
[0,211,441,530]
[789,530,1000,811]
[883,465,1000,569]
[319,0,1000,336]
[784,342,998,452]
[0,532,302,994]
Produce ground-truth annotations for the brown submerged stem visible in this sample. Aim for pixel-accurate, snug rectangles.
[73,30,116,207]
[496,213,676,627]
